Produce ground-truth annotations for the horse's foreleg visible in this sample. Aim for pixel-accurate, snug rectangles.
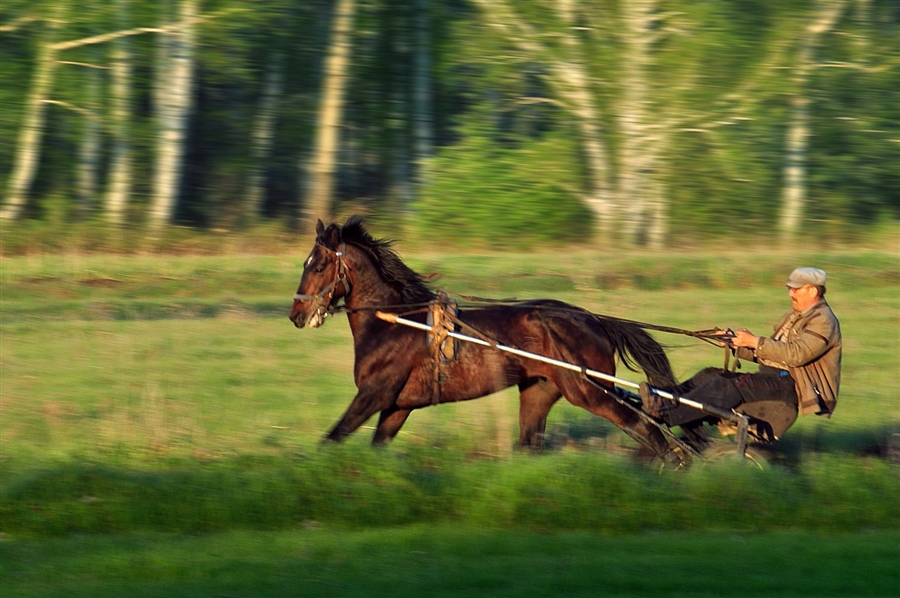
[372,406,411,445]
[517,378,561,450]
[325,386,401,442]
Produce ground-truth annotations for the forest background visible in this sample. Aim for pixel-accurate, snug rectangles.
[1,0,898,251]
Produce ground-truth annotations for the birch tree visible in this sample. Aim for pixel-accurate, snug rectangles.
[779,0,848,243]
[1,1,227,223]
[148,0,197,229]
[470,0,803,246]
[389,4,412,209]
[412,0,433,196]
[472,0,679,244]
[304,0,356,232]
[616,0,661,246]
[243,51,283,221]
[612,2,717,247]
[1,5,64,220]
[76,51,102,217]
[104,0,133,225]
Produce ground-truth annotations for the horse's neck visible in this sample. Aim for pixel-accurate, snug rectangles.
[343,255,404,317]
[344,279,404,346]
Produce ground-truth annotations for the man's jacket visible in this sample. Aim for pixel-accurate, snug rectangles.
[737,300,842,416]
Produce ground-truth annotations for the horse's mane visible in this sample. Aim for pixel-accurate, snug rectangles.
[340,216,435,304]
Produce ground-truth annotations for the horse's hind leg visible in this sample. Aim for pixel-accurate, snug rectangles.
[518,377,562,450]
[553,374,674,462]
[626,415,676,462]
[372,406,412,445]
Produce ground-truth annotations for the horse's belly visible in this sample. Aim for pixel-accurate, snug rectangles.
[396,352,520,408]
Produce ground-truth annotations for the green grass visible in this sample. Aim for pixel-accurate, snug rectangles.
[2,527,898,597]
[1,247,898,592]
[3,451,898,538]
[2,250,896,467]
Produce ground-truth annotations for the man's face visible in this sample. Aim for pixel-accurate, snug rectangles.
[788,285,819,312]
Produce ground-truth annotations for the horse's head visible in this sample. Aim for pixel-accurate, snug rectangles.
[289,219,352,328]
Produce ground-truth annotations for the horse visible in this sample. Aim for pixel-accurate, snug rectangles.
[289,217,679,458]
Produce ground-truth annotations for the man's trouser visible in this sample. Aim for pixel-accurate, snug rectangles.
[660,368,797,427]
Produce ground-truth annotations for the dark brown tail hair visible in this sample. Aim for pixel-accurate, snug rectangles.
[593,317,678,390]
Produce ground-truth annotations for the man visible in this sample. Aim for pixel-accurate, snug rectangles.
[642,267,842,435]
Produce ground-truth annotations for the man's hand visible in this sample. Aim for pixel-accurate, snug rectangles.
[731,328,760,349]
[711,328,735,348]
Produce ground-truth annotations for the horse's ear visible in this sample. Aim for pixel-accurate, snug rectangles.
[321,222,342,249]
[315,219,325,236]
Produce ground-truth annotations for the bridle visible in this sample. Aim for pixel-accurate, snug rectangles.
[293,242,352,321]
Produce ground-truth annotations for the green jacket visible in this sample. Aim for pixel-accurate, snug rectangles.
[737,300,842,416]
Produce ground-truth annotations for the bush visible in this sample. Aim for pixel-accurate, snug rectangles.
[413,125,593,249]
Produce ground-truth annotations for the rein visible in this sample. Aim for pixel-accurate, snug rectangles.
[329,294,730,346]
[452,295,734,346]
[293,247,729,347]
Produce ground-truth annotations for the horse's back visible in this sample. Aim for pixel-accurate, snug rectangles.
[456,299,618,373]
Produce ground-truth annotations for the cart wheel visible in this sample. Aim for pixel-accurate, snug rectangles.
[702,443,769,470]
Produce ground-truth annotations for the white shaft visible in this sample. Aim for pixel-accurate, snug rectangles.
[377,311,703,406]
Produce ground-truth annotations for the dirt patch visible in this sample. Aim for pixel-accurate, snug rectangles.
[79,277,123,288]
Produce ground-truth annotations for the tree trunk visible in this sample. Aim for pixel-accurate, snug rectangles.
[76,54,101,218]
[105,0,133,226]
[389,6,411,211]
[1,10,64,220]
[412,0,433,198]
[555,55,615,239]
[780,93,811,242]
[304,0,356,232]
[619,0,657,245]
[550,0,615,239]
[243,51,283,223]
[148,0,196,229]
[646,175,668,249]
[779,0,847,243]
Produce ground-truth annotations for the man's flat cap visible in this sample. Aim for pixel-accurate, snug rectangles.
[786,267,827,288]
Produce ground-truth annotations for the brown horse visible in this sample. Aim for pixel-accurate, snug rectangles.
[289,217,678,456]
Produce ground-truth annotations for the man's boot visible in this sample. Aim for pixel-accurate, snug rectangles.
[639,382,663,418]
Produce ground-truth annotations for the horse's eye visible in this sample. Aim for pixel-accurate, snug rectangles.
[314,265,325,274]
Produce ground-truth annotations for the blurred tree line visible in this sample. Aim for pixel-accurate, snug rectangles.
[0,0,897,247]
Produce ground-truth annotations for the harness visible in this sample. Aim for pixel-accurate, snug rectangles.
[426,292,458,404]
[292,242,352,324]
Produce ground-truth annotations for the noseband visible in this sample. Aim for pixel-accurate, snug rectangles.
[293,242,352,320]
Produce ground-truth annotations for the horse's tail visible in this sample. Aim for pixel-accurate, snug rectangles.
[593,316,678,391]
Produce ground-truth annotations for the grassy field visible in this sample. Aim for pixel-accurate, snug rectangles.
[1,246,899,594]
[3,527,899,597]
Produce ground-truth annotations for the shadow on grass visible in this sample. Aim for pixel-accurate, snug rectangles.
[544,406,900,468]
